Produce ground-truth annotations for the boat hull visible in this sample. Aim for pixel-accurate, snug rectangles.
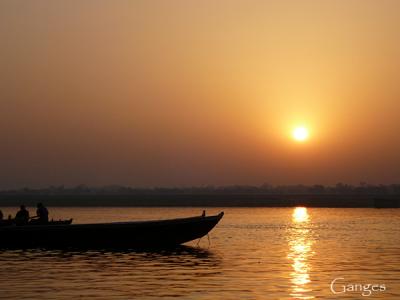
[0,213,223,249]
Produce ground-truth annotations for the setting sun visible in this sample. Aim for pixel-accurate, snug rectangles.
[292,127,309,142]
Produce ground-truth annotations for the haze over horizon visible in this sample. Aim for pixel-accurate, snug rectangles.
[1,1,400,189]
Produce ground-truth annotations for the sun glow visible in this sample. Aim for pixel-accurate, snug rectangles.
[292,127,309,142]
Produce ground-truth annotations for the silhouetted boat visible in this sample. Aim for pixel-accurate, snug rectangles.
[0,212,224,249]
[0,220,14,227]
[0,219,73,227]
[29,219,73,226]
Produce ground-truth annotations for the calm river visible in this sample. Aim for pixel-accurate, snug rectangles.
[0,207,399,299]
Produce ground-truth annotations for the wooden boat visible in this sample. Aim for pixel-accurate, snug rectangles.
[0,212,224,249]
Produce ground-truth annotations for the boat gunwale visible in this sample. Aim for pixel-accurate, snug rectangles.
[0,212,224,231]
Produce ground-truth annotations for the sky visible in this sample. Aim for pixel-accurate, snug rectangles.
[1,0,400,188]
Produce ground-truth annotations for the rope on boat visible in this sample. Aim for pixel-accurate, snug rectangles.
[196,210,211,248]
[196,233,211,248]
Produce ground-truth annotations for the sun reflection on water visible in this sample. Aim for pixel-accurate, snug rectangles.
[293,207,309,223]
[288,207,315,299]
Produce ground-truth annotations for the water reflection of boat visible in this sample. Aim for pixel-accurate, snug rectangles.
[0,212,224,249]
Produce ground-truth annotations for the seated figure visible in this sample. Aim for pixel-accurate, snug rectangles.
[36,203,49,224]
[15,205,30,225]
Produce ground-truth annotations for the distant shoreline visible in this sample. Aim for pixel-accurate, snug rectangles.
[0,194,399,208]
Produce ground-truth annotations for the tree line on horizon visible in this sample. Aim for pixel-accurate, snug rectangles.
[1,183,400,195]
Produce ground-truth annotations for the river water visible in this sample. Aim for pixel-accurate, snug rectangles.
[0,207,399,299]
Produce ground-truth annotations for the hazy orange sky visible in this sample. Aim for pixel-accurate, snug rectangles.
[1,1,400,188]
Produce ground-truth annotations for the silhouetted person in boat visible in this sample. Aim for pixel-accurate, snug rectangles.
[36,203,49,224]
[15,205,30,225]
[0,210,3,221]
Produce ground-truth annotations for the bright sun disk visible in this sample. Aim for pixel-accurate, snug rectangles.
[292,127,309,142]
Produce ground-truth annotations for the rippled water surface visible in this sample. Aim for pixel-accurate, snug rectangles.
[0,207,399,299]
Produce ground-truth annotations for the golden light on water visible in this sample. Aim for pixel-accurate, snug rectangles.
[288,207,314,299]
[293,207,309,223]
